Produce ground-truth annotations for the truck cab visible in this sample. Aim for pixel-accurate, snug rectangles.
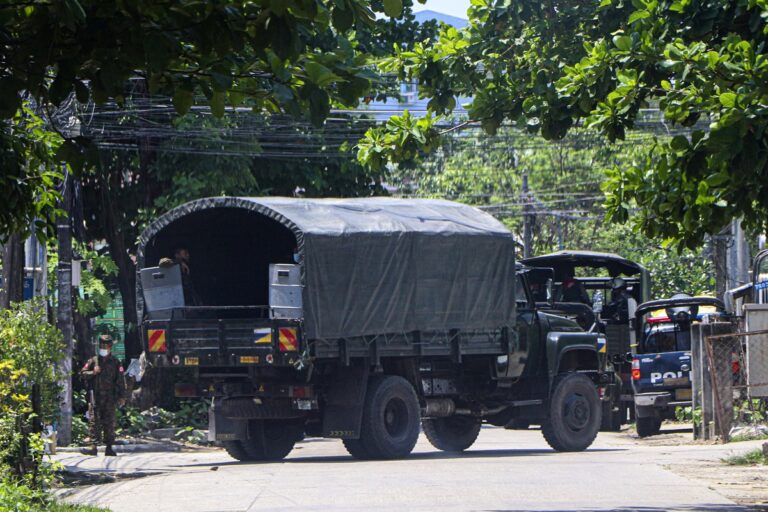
[522,250,650,431]
[631,295,725,436]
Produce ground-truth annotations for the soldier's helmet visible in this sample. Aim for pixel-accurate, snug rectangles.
[98,334,114,346]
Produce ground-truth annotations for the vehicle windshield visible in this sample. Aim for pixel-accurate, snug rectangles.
[641,326,691,353]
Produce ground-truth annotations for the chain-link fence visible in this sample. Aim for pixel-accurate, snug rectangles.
[704,328,768,441]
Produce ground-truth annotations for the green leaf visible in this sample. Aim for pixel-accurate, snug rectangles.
[305,62,341,87]
[612,35,632,51]
[172,89,194,115]
[332,6,353,31]
[719,92,737,108]
[383,0,403,18]
[628,10,650,24]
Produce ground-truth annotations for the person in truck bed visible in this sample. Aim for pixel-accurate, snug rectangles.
[159,247,203,306]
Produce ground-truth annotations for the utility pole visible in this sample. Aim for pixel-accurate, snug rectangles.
[522,170,533,258]
[56,172,74,446]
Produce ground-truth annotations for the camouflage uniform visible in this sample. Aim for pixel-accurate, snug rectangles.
[81,351,125,450]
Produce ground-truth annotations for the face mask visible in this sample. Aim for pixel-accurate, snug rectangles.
[293,253,300,263]
[99,349,109,357]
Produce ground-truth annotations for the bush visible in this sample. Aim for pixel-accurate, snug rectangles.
[0,300,64,486]
[0,478,108,512]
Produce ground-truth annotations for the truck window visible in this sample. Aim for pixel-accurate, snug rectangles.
[516,275,531,308]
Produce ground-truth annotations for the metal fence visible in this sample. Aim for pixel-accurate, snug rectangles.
[703,328,768,441]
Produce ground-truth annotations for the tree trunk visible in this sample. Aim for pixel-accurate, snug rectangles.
[98,170,140,359]
[713,231,729,300]
[0,233,25,309]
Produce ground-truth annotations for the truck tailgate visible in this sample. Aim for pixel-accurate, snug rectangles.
[144,318,301,368]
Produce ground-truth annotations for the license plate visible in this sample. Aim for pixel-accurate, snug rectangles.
[675,388,692,401]
[663,377,689,386]
[184,357,199,366]
[240,356,260,364]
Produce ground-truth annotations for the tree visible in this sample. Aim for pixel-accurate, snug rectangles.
[397,126,714,298]
[0,0,417,239]
[357,0,768,249]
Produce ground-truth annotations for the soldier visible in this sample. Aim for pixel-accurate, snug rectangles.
[173,247,203,306]
[80,335,126,456]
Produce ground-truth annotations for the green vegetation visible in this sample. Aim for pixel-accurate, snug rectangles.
[0,478,108,512]
[723,449,768,466]
[400,128,714,297]
[359,0,768,250]
[0,301,107,511]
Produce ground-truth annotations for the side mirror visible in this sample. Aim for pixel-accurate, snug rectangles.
[592,291,603,314]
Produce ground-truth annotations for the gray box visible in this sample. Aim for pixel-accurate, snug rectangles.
[141,265,184,312]
[269,264,302,319]
[744,304,768,397]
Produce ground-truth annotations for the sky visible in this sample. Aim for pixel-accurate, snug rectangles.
[412,0,471,19]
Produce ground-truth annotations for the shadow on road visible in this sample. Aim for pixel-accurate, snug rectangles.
[171,447,626,468]
[486,506,751,512]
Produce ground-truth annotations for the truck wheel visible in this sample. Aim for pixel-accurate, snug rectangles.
[222,440,253,461]
[541,373,601,452]
[342,438,371,459]
[422,416,481,452]
[241,420,302,461]
[636,416,662,437]
[357,375,420,459]
[504,419,531,430]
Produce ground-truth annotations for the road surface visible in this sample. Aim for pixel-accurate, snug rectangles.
[56,426,765,511]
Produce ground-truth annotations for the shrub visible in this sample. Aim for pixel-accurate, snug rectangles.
[0,300,64,486]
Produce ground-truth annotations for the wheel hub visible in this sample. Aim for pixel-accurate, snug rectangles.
[563,393,590,431]
[384,398,408,438]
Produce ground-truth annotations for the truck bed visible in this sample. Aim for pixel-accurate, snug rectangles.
[144,306,511,368]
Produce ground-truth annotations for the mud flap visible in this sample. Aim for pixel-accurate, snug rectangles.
[208,401,247,442]
[322,364,369,439]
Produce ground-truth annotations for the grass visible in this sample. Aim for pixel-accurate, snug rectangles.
[722,448,768,466]
[48,503,110,512]
[0,479,110,512]
[729,432,768,443]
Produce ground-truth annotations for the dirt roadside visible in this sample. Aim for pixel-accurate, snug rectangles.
[619,425,768,510]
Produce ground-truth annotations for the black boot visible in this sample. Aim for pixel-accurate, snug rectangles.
[104,445,117,456]
[81,445,97,456]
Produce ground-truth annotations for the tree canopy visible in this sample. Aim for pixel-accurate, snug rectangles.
[358,0,768,249]
[0,0,426,239]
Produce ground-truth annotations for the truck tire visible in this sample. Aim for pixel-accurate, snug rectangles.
[355,375,420,460]
[342,438,371,459]
[222,440,253,461]
[241,420,302,461]
[541,373,601,452]
[636,416,662,437]
[422,416,481,452]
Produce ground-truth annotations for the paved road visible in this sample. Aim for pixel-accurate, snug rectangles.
[56,426,763,512]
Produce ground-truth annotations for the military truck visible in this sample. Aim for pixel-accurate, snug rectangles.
[138,197,605,460]
[521,251,650,431]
